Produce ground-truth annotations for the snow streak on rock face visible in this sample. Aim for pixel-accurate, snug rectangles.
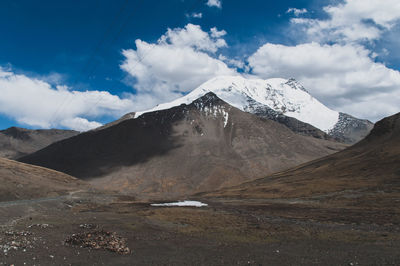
[135,76,339,132]
[192,92,231,128]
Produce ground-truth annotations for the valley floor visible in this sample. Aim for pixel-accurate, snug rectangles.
[1,191,399,266]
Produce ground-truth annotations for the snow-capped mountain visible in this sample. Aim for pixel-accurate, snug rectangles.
[136,76,338,132]
[135,75,373,143]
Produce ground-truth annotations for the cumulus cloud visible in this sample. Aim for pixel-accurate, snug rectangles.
[60,118,102,132]
[292,0,400,42]
[286,8,308,16]
[206,0,221,9]
[157,24,227,53]
[121,24,236,111]
[186,12,202,19]
[0,68,135,131]
[248,42,400,121]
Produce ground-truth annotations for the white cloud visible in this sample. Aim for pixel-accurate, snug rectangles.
[210,27,226,38]
[157,24,227,53]
[287,8,308,16]
[218,55,246,70]
[186,12,202,19]
[121,24,236,111]
[0,68,135,131]
[206,0,221,9]
[248,42,400,121]
[60,117,102,132]
[292,0,400,42]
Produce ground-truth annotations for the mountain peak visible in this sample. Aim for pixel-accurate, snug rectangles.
[191,92,231,128]
[1,126,32,140]
[192,91,221,105]
[135,75,339,132]
[285,78,308,93]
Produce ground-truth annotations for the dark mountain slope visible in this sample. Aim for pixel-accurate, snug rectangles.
[20,93,346,199]
[0,127,78,159]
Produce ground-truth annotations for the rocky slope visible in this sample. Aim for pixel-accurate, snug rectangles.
[202,112,400,209]
[329,112,374,144]
[20,93,346,200]
[0,127,78,159]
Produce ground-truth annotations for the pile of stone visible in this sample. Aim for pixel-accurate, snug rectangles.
[65,229,130,255]
[0,230,37,256]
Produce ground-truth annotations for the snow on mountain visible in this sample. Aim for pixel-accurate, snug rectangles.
[135,75,339,132]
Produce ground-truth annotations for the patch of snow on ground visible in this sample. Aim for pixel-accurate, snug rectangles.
[151,201,208,207]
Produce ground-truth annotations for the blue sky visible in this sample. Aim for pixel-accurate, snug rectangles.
[1,0,400,131]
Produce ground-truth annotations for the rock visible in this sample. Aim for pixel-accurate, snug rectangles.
[65,229,130,255]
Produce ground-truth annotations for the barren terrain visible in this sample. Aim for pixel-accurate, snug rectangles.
[0,191,399,265]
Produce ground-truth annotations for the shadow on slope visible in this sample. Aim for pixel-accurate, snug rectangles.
[19,108,185,179]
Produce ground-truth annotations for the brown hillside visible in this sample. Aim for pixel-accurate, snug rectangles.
[202,112,400,209]
[0,157,86,202]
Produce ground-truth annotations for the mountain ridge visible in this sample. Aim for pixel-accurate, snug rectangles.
[0,127,79,159]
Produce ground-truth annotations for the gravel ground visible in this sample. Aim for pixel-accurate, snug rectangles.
[0,191,399,266]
